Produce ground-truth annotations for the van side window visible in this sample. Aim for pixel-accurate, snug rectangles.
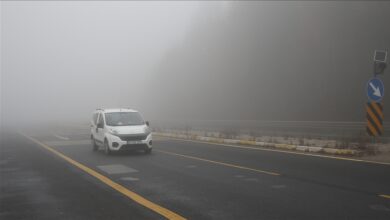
[98,113,104,127]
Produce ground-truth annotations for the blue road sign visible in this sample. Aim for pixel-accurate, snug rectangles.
[367,78,384,102]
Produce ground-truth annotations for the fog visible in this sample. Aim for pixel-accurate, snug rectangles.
[1,1,390,128]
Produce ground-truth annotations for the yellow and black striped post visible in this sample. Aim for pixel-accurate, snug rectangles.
[366,102,384,136]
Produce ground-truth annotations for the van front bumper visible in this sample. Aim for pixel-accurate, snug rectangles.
[106,133,152,151]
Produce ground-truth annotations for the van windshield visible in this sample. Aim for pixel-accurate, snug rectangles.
[104,112,144,126]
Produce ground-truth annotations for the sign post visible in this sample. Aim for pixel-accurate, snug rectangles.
[366,50,387,139]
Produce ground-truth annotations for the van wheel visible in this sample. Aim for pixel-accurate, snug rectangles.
[91,136,98,151]
[144,148,152,154]
[104,140,111,155]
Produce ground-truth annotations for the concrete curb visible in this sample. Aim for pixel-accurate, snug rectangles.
[154,132,362,156]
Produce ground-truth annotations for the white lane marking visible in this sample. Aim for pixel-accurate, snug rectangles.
[121,177,140,181]
[97,164,138,175]
[53,133,70,140]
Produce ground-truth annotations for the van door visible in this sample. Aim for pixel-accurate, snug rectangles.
[95,113,105,145]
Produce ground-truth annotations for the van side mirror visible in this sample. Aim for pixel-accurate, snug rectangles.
[145,121,150,126]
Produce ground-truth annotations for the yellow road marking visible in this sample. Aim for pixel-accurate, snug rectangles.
[156,135,390,166]
[379,194,390,199]
[21,134,186,220]
[155,149,280,176]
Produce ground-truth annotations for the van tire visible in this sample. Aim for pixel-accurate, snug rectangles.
[104,139,111,155]
[91,136,98,151]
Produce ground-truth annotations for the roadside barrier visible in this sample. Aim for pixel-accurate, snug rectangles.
[154,132,362,156]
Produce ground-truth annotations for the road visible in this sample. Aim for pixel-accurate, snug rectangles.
[1,125,390,219]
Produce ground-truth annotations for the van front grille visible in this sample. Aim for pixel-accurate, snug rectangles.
[118,134,147,141]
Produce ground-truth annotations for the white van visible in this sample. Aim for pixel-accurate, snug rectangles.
[90,108,152,155]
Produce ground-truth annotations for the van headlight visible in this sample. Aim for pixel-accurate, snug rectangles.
[109,129,119,136]
[144,127,151,135]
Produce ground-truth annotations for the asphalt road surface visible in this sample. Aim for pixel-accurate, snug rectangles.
[1,125,390,220]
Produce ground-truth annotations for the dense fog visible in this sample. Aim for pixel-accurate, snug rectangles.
[1,1,390,127]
